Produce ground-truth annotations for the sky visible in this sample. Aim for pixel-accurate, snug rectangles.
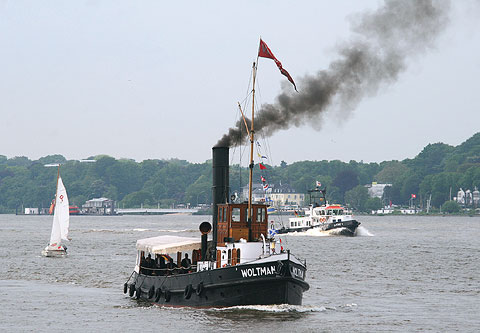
[1,0,479,165]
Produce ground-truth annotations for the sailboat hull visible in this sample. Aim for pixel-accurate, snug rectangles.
[126,258,309,307]
[41,249,67,257]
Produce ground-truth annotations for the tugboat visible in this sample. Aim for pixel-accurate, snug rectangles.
[123,40,309,307]
[123,147,309,307]
[276,187,360,236]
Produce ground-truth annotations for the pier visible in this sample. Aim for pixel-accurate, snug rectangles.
[116,208,199,215]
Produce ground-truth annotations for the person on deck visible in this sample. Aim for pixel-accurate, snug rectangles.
[167,257,177,275]
[144,254,154,275]
[140,254,146,274]
[181,253,192,273]
[156,255,167,276]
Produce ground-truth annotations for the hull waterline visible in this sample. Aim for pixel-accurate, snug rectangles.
[41,249,67,257]
[126,258,308,307]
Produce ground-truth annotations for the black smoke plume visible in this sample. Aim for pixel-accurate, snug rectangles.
[216,0,450,147]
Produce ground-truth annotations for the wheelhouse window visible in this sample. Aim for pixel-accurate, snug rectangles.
[256,207,266,223]
[219,207,224,222]
[237,249,241,264]
[232,208,241,222]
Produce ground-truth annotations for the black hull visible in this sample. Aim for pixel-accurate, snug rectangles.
[277,220,360,236]
[125,259,309,307]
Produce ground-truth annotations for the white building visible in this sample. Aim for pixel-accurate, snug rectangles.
[24,208,39,215]
[82,197,115,215]
[269,183,304,208]
[241,183,304,208]
[366,182,392,198]
[455,187,480,207]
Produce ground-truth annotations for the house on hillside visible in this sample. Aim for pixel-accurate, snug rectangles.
[269,183,304,208]
[366,182,391,198]
[241,183,304,208]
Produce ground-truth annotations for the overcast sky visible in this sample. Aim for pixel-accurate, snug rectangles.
[1,0,479,165]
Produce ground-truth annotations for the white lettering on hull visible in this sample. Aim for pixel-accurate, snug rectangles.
[241,265,276,278]
[291,266,305,279]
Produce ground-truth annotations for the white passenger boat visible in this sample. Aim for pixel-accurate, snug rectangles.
[276,188,360,236]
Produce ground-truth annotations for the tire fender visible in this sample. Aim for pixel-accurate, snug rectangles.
[129,284,135,297]
[154,288,162,302]
[164,290,171,302]
[196,282,204,296]
[148,285,155,299]
[184,284,193,299]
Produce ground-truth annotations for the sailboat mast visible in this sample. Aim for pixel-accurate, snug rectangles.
[248,61,257,224]
[55,165,60,200]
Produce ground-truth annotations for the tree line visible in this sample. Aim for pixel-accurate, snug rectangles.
[0,133,479,213]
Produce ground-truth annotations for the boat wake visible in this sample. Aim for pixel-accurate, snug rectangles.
[210,304,327,313]
[285,228,342,237]
[280,226,373,237]
[83,228,196,234]
[156,229,196,233]
[355,226,374,236]
[83,228,127,234]
[82,228,153,234]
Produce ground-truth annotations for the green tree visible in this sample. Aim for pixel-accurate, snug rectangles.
[407,142,454,177]
[365,197,383,212]
[442,200,460,213]
[332,169,359,200]
[345,185,369,212]
[38,155,67,165]
[375,161,409,184]
[121,190,154,207]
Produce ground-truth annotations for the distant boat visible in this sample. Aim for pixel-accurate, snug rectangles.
[275,187,360,236]
[69,206,80,215]
[42,167,70,257]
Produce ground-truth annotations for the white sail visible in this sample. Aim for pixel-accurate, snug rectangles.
[48,176,70,247]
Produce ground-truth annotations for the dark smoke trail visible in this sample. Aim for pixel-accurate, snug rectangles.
[216,0,450,147]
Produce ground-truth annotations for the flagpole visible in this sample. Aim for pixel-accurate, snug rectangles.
[247,39,261,239]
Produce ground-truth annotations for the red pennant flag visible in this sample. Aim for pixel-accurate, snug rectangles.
[258,39,297,91]
[259,163,267,170]
[258,39,276,59]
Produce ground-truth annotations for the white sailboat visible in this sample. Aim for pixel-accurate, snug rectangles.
[42,167,70,257]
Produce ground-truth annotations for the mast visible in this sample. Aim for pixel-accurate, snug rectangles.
[56,165,60,192]
[247,61,257,231]
[55,164,60,206]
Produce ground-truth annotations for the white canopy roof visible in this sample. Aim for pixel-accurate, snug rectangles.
[136,235,201,254]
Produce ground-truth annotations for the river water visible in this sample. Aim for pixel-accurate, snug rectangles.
[0,214,478,332]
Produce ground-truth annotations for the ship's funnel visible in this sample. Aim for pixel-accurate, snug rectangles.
[199,221,212,235]
[199,221,212,261]
[212,146,229,256]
